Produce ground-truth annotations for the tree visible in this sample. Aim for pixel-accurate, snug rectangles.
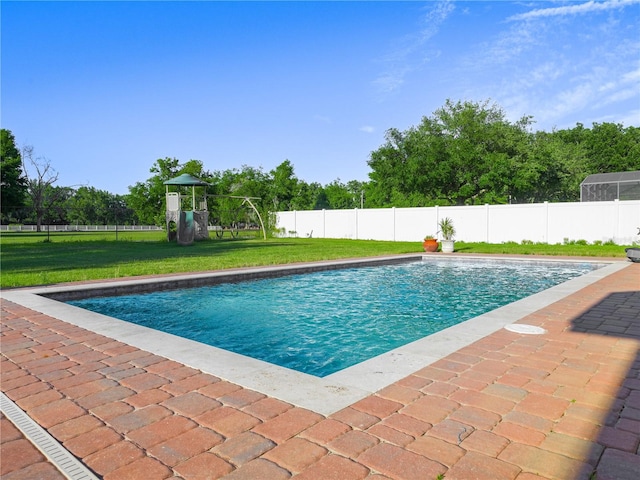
[269,160,299,211]
[128,157,179,225]
[290,181,324,210]
[366,127,413,207]
[525,130,589,202]
[67,186,135,225]
[367,99,536,206]
[21,145,62,231]
[322,179,365,209]
[209,165,272,230]
[42,186,74,225]
[127,158,210,225]
[313,189,330,210]
[582,123,640,173]
[347,180,367,209]
[110,194,137,225]
[426,99,533,205]
[1,129,27,223]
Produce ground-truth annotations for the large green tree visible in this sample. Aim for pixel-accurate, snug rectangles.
[322,179,366,209]
[582,122,640,173]
[290,181,324,210]
[1,129,27,223]
[526,129,589,202]
[367,99,534,206]
[528,122,640,202]
[269,160,299,211]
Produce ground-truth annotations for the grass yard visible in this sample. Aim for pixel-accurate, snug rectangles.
[0,230,632,288]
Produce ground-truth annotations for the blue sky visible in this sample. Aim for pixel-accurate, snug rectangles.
[2,0,639,194]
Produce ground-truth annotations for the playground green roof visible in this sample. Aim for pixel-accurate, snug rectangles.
[163,174,210,186]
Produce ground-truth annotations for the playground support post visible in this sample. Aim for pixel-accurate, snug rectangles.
[241,197,267,240]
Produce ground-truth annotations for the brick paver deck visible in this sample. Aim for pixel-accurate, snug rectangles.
[2,261,639,479]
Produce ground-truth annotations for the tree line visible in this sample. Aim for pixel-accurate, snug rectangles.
[2,99,639,231]
[367,100,639,206]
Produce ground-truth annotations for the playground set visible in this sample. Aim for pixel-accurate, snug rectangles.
[164,174,266,245]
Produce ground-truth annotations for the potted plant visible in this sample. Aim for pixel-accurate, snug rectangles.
[438,217,456,253]
[422,235,439,252]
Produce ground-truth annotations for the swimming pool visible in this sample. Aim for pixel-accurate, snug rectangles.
[68,258,597,377]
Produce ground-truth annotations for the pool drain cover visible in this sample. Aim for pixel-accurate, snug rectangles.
[504,324,547,335]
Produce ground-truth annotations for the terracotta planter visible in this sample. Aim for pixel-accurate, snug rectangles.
[422,239,439,252]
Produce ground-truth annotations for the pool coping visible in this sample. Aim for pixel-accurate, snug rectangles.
[0,254,629,416]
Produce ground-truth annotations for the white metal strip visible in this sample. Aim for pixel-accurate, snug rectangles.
[0,392,99,480]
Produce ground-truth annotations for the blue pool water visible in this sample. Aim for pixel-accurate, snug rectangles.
[69,259,596,377]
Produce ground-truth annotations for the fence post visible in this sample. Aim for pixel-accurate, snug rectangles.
[485,204,490,243]
[322,209,326,238]
[614,199,620,243]
[392,207,396,242]
[544,202,549,243]
[294,210,297,238]
[354,208,358,240]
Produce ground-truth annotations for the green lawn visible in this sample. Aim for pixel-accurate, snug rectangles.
[0,230,632,288]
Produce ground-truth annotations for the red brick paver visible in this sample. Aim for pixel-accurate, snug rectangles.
[1,260,639,479]
[0,417,65,479]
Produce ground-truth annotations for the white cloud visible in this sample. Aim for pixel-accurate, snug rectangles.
[470,0,640,130]
[486,0,640,67]
[556,83,594,115]
[507,0,640,22]
[465,16,544,69]
[576,107,640,127]
[598,80,618,92]
[359,125,375,133]
[508,60,639,129]
[621,67,640,84]
[371,68,409,95]
[601,87,639,104]
[418,0,456,42]
[371,0,455,96]
[593,66,640,106]
[313,115,331,124]
[617,108,640,126]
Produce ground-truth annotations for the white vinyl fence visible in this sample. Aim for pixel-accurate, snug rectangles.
[276,200,640,245]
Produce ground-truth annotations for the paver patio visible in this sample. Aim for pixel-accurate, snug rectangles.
[1,259,639,479]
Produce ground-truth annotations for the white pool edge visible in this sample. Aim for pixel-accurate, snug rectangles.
[1,256,630,416]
